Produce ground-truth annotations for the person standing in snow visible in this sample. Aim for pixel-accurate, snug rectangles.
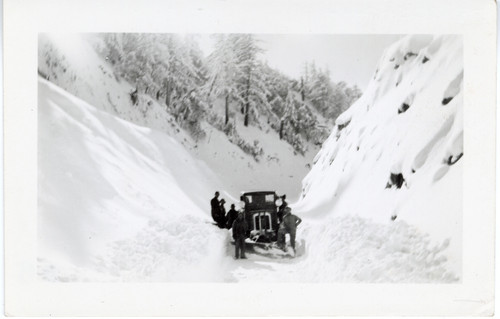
[218,198,227,228]
[232,211,248,259]
[277,194,288,223]
[210,192,221,224]
[225,204,238,229]
[278,207,302,253]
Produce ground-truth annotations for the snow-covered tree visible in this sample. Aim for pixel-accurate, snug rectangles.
[300,61,363,121]
[205,34,241,125]
[98,33,208,139]
[280,88,296,139]
[96,33,351,151]
[160,35,203,108]
[101,33,124,66]
[308,66,333,115]
[230,34,272,127]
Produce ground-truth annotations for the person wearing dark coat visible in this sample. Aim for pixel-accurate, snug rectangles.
[210,191,221,224]
[232,212,248,259]
[278,207,302,253]
[277,194,288,223]
[225,204,238,229]
[218,199,227,228]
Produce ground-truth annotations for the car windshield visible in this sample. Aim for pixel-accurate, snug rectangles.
[243,193,275,206]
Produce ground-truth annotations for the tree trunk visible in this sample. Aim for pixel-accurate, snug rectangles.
[244,103,249,126]
[225,95,229,125]
[165,81,171,107]
[244,74,251,127]
[207,74,218,98]
[301,78,305,101]
[279,119,284,139]
[156,90,160,100]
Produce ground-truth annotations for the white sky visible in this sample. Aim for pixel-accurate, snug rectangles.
[197,34,402,90]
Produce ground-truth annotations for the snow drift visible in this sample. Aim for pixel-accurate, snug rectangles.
[38,78,229,281]
[296,35,462,278]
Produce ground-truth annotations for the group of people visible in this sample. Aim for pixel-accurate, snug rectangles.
[210,191,248,259]
[210,191,302,260]
[210,191,239,229]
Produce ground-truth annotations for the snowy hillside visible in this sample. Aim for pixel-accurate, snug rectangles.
[38,33,330,200]
[297,35,463,276]
[38,78,230,281]
[38,34,196,150]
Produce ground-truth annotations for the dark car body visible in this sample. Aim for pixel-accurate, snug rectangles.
[240,191,281,243]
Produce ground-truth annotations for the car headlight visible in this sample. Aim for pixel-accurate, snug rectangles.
[275,198,283,206]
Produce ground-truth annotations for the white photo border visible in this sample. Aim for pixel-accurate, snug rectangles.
[3,0,496,316]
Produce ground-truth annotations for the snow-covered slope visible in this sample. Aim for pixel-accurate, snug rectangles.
[38,34,195,147]
[296,35,463,276]
[38,33,319,201]
[38,78,230,281]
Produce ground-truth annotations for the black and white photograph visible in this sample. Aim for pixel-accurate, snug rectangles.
[3,0,496,316]
[37,33,463,283]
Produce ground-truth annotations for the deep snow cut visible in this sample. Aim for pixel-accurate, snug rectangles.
[37,34,461,282]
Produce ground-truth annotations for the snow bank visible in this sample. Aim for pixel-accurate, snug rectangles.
[38,78,228,281]
[296,35,463,278]
[227,216,457,283]
[295,216,457,282]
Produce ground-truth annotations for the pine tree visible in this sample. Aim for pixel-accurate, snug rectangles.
[205,34,241,125]
[231,34,272,127]
[156,34,201,109]
[300,77,305,101]
[101,33,124,66]
[299,60,363,121]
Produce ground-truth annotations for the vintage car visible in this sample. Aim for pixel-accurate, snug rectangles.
[239,191,284,243]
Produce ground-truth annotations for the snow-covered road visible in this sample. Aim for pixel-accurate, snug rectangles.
[218,215,457,283]
[39,215,457,283]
